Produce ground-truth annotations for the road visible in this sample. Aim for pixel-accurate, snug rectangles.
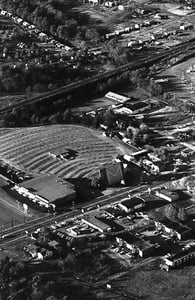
[0,181,165,246]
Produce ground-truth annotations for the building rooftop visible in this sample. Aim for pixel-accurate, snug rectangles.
[155,189,179,201]
[116,232,139,244]
[125,101,150,111]
[104,207,126,218]
[166,246,195,262]
[141,193,162,202]
[98,217,124,231]
[20,174,76,204]
[120,196,145,209]
[105,91,130,103]
[82,212,111,232]
[155,216,191,234]
[134,238,153,251]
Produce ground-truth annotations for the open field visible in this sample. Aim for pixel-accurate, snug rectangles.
[159,55,195,106]
[107,264,195,300]
[0,125,124,179]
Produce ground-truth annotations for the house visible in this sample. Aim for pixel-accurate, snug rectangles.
[134,23,140,29]
[118,196,145,213]
[118,5,124,11]
[17,18,23,24]
[39,32,47,39]
[154,13,168,19]
[115,29,125,35]
[131,149,148,160]
[179,23,193,31]
[23,21,29,27]
[147,153,161,163]
[142,159,160,175]
[105,1,115,8]
[105,32,116,39]
[0,10,6,16]
[181,148,195,158]
[23,244,39,259]
[127,40,137,47]
[160,246,195,271]
[89,0,99,4]
[155,189,179,202]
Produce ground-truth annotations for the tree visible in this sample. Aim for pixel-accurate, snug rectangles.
[33,83,46,93]
[103,108,116,127]
[178,208,188,221]
[57,25,68,40]
[63,108,73,123]
[142,133,150,144]
[58,259,65,271]
[132,128,140,146]
[85,28,100,45]
[50,24,57,36]
[139,122,149,134]
[31,289,44,300]
[126,126,134,139]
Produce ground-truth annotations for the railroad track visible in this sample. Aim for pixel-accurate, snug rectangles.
[1,39,195,115]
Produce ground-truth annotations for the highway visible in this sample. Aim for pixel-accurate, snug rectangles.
[1,39,195,115]
[0,181,166,246]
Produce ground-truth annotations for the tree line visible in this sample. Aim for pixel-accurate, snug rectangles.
[0,0,105,46]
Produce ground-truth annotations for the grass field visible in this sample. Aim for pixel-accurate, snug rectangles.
[160,56,195,106]
[0,125,123,179]
[108,264,195,300]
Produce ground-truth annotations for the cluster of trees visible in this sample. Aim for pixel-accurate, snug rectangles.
[0,231,116,300]
[126,122,151,146]
[0,60,87,94]
[0,64,163,127]
[0,0,103,46]
[104,39,130,66]
[0,40,45,61]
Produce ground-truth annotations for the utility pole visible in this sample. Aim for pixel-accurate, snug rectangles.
[1,224,4,240]
[11,218,14,228]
